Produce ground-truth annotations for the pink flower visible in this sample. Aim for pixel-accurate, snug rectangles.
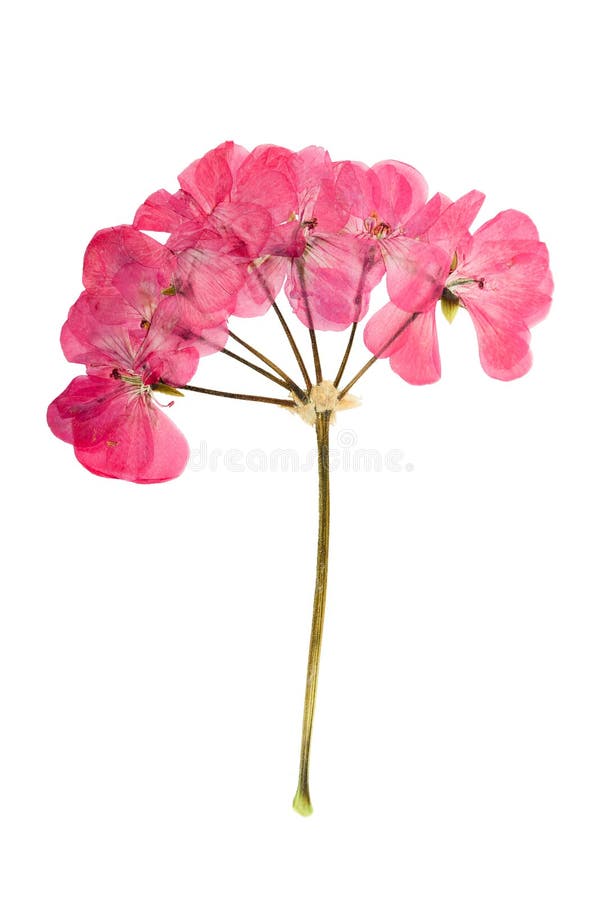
[47,306,198,483]
[364,195,552,383]
[445,210,552,379]
[262,147,387,331]
[134,141,295,320]
[48,228,205,483]
[135,144,384,330]
[328,159,450,324]
[80,224,235,350]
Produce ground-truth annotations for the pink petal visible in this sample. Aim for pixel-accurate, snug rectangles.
[262,220,306,258]
[209,201,274,258]
[454,241,552,326]
[83,226,172,292]
[364,304,441,385]
[48,376,189,483]
[142,343,200,386]
[60,294,147,369]
[233,144,297,225]
[233,256,287,317]
[293,146,347,231]
[331,160,374,221]
[178,141,248,214]
[164,201,273,259]
[133,188,204,232]
[405,193,452,238]
[173,247,244,330]
[464,302,533,380]
[426,190,486,252]
[286,235,384,331]
[79,228,176,337]
[371,160,429,227]
[382,235,449,312]
[472,209,540,243]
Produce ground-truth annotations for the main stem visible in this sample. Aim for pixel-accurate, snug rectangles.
[293,411,331,816]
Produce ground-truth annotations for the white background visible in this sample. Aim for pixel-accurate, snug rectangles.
[1,1,598,898]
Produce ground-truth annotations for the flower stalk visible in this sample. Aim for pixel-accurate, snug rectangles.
[293,410,331,816]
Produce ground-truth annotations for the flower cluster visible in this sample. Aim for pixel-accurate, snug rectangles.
[48,141,553,482]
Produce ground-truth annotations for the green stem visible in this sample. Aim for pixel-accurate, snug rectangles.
[178,384,295,407]
[294,259,323,383]
[293,411,331,817]
[333,321,358,388]
[227,328,307,401]
[333,249,375,387]
[308,329,323,384]
[271,301,313,392]
[249,261,313,392]
[220,347,290,390]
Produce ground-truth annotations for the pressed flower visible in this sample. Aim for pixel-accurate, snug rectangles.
[363,191,554,384]
[445,210,552,379]
[49,141,554,815]
[47,318,199,484]
[47,371,191,484]
[48,230,206,483]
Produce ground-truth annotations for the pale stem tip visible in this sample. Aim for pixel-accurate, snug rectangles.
[292,787,314,817]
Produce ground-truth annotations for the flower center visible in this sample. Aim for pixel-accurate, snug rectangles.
[110,368,152,395]
[302,217,317,231]
[364,212,391,239]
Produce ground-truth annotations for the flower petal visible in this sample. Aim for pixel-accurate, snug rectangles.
[133,188,204,232]
[464,302,533,380]
[364,304,441,384]
[233,256,287,317]
[178,141,248,213]
[48,376,189,483]
[371,160,429,227]
[382,235,449,312]
[286,235,384,331]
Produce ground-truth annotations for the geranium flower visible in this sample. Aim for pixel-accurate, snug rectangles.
[443,210,553,379]
[264,147,385,331]
[134,142,294,320]
[328,159,451,326]
[47,317,199,483]
[135,144,380,330]
[80,224,235,353]
[47,228,211,483]
[363,193,551,383]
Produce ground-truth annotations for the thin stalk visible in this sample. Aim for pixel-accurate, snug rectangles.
[271,301,313,391]
[250,260,312,391]
[337,311,420,400]
[333,322,358,388]
[308,329,323,384]
[333,250,375,387]
[293,411,331,816]
[178,384,295,407]
[220,347,290,390]
[227,328,307,401]
[295,259,323,383]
